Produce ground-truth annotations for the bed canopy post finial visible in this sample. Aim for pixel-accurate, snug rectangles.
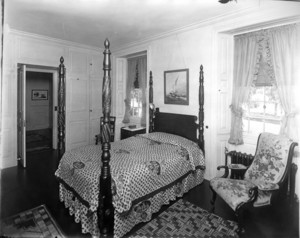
[149,71,155,132]
[58,56,66,159]
[98,38,114,237]
[199,65,205,154]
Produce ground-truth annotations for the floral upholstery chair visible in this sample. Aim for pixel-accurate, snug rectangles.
[209,132,298,234]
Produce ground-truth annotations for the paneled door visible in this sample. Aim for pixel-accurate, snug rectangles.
[67,50,90,150]
[68,75,90,150]
[66,50,103,150]
[88,54,102,144]
[17,64,26,167]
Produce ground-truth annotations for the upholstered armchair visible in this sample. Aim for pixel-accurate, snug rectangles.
[209,132,298,234]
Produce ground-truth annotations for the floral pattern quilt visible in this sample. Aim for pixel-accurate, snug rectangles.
[55,132,205,215]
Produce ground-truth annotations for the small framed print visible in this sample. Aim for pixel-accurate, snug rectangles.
[32,90,48,100]
[164,69,189,105]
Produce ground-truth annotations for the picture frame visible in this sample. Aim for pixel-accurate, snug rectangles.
[32,90,48,100]
[164,68,189,105]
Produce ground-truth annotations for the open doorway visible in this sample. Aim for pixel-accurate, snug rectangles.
[26,71,53,153]
[17,64,58,167]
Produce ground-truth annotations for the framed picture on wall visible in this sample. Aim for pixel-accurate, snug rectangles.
[164,68,189,105]
[32,90,48,100]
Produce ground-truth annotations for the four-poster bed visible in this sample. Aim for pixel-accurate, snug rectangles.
[55,39,205,237]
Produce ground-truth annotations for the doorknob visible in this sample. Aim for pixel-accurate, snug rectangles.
[90,109,92,112]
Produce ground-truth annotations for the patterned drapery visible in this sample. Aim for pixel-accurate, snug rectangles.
[267,24,299,143]
[228,33,260,145]
[229,23,299,145]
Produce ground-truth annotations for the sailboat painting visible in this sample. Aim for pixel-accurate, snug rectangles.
[164,69,189,105]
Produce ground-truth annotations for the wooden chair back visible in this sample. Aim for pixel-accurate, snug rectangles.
[95,116,116,144]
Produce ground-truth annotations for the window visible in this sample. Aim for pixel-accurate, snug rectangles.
[123,55,147,125]
[242,51,283,136]
[243,86,283,136]
[130,88,142,117]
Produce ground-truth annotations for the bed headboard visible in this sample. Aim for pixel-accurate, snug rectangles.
[154,109,198,143]
[149,65,205,153]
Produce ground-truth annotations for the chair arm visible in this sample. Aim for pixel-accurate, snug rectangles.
[256,182,279,191]
[217,165,229,178]
[227,164,248,170]
[248,186,258,202]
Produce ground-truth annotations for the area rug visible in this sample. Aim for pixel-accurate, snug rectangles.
[26,129,52,153]
[129,199,239,238]
[0,205,64,238]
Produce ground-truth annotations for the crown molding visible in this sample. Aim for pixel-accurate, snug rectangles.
[9,28,103,52]
[113,4,300,52]
[112,5,259,52]
[222,15,300,35]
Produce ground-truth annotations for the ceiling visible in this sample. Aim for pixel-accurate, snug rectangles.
[3,0,296,50]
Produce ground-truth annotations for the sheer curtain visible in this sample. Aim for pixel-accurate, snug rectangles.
[267,24,299,142]
[228,33,260,145]
[122,56,147,125]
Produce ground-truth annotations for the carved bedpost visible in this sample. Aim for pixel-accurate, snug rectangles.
[98,39,114,237]
[198,65,205,154]
[149,71,155,132]
[58,57,66,159]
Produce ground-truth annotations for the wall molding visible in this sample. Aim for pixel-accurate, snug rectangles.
[9,27,103,52]
[219,15,300,35]
[113,6,259,52]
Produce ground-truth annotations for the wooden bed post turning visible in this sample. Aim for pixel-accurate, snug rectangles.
[98,39,114,237]
[198,65,205,154]
[149,71,155,133]
[58,57,66,159]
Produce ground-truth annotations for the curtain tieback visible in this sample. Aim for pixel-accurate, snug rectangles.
[124,99,130,107]
[285,111,298,118]
[230,105,243,118]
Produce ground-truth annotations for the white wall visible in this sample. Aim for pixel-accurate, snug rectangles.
[1,28,103,169]
[149,27,215,180]
[114,2,300,185]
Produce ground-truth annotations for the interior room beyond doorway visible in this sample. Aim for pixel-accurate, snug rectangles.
[26,71,53,153]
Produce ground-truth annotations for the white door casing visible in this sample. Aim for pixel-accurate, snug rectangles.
[114,58,127,141]
[215,33,234,177]
[17,64,26,167]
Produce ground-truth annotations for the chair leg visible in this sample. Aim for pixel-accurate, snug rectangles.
[235,207,246,235]
[209,185,217,213]
[289,163,298,208]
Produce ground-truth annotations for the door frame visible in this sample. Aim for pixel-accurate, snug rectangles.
[114,46,150,140]
[25,65,59,149]
[17,64,26,167]
[17,64,58,167]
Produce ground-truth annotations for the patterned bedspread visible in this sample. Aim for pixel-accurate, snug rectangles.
[55,132,205,236]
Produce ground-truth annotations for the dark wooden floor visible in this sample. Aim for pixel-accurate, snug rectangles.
[0,149,298,238]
